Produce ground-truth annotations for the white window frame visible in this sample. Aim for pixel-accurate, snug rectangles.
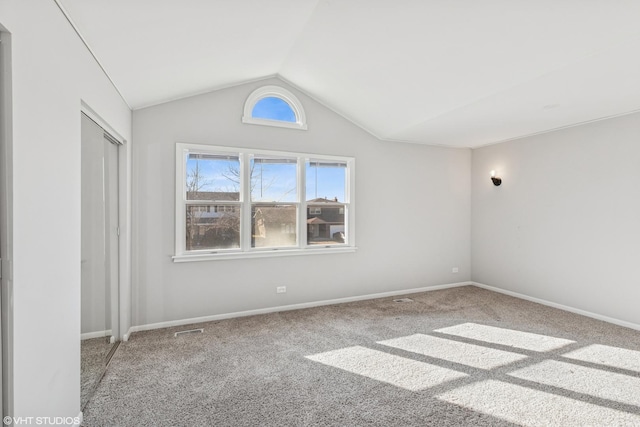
[174,143,355,262]
[242,85,308,130]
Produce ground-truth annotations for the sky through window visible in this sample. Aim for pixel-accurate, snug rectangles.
[252,97,296,122]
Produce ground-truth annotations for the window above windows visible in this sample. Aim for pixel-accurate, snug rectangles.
[252,97,296,123]
[174,143,355,262]
[242,86,307,130]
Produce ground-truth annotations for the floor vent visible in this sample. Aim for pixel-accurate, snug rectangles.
[174,328,204,337]
[393,298,414,303]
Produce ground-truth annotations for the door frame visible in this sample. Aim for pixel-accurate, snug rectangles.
[0,26,14,418]
[80,103,129,343]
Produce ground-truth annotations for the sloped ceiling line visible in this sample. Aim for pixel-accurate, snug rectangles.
[57,0,640,148]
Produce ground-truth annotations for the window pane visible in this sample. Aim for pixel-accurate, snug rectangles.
[251,156,297,203]
[251,97,296,122]
[186,153,240,201]
[252,205,297,248]
[306,161,346,203]
[307,204,346,245]
[186,204,240,250]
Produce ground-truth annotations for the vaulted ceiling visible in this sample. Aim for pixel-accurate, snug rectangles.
[58,0,640,148]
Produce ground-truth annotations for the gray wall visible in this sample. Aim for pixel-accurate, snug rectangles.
[471,112,640,326]
[132,78,471,327]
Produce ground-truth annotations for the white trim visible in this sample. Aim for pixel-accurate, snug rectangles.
[173,246,357,262]
[80,105,130,342]
[81,101,126,145]
[242,85,307,130]
[175,144,187,256]
[73,412,83,427]
[127,282,472,335]
[81,330,112,340]
[175,143,355,260]
[471,282,640,331]
[242,116,307,130]
[0,27,13,418]
[298,155,307,247]
[347,156,356,246]
[241,152,251,250]
[53,0,131,109]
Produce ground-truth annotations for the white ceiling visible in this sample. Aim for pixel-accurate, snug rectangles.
[58,0,640,148]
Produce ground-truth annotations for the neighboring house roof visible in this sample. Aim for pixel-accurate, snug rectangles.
[307,197,340,203]
[253,207,296,224]
[307,217,327,225]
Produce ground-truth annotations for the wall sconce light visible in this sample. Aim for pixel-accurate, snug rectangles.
[490,170,502,186]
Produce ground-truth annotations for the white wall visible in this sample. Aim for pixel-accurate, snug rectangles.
[471,112,640,326]
[132,78,471,327]
[0,1,131,419]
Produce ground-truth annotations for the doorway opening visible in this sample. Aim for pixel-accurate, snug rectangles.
[80,112,121,409]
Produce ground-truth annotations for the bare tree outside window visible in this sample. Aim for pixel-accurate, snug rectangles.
[185,156,240,250]
[177,146,353,256]
[248,157,297,247]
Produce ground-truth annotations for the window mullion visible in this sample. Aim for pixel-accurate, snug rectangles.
[299,156,307,247]
[347,159,355,246]
[241,152,252,251]
[176,146,187,255]
[176,143,353,260]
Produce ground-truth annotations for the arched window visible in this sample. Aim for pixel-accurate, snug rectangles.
[242,86,307,130]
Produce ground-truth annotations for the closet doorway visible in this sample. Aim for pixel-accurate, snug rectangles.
[80,112,121,409]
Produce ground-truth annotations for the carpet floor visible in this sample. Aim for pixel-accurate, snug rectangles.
[81,337,109,410]
[82,286,640,426]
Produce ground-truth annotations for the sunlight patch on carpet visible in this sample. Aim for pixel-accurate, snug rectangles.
[435,323,575,352]
[437,380,640,426]
[563,344,640,373]
[377,334,528,370]
[509,360,640,406]
[306,346,467,391]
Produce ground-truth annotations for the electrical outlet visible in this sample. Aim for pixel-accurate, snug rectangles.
[276,286,287,294]
[452,267,459,273]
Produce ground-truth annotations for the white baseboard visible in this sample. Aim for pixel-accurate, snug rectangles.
[81,329,112,340]
[73,412,83,427]
[127,281,472,336]
[471,282,640,331]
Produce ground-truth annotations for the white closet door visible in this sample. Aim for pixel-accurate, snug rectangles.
[81,114,108,340]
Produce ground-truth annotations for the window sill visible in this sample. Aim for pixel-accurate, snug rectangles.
[241,116,308,130]
[172,246,357,263]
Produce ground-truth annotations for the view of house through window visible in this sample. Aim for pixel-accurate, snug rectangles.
[251,155,298,248]
[252,205,297,248]
[185,153,241,250]
[176,144,354,258]
[306,160,347,245]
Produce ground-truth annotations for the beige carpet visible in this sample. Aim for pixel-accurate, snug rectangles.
[81,337,108,410]
[82,286,640,426]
